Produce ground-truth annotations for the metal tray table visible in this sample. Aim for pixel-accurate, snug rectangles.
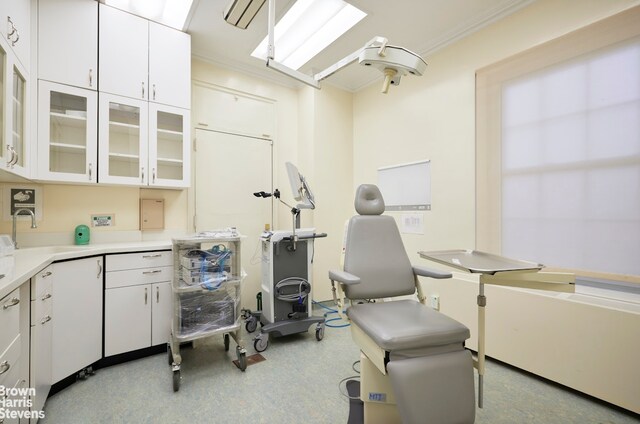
[419,249,574,408]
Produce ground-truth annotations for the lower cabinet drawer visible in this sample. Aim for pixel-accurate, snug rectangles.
[106,266,172,289]
[0,288,21,354]
[106,251,172,271]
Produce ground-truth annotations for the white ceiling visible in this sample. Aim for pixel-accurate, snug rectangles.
[186,0,533,92]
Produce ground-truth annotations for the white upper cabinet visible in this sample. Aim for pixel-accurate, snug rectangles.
[149,22,191,110]
[38,0,98,90]
[37,81,98,183]
[99,4,149,101]
[99,93,190,188]
[0,0,30,70]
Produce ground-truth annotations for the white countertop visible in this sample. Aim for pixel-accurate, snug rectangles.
[0,241,172,299]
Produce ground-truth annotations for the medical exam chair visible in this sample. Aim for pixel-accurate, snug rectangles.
[329,184,475,424]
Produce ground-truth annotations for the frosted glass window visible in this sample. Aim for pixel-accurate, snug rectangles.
[501,40,640,276]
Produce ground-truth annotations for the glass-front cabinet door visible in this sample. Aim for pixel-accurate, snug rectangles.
[37,80,97,183]
[148,103,190,188]
[98,93,148,185]
[0,40,6,167]
[1,34,29,178]
[10,63,26,172]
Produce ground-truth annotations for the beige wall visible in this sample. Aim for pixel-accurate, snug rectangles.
[0,183,188,245]
[190,59,354,301]
[190,59,300,232]
[353,0,640,260]
[300,85,354,300]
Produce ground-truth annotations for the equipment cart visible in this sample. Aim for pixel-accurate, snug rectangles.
[168,231,247,391]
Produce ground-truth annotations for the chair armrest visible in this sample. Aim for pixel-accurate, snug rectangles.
[328,270,361,285]
[413,265,452,279]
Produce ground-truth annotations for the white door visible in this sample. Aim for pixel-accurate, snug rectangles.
[104,285,151,356]
[151,282,172,346]
[99,4,148,100]
[38,0,98,90]
[194,129,272,308]
[52,257,103,383]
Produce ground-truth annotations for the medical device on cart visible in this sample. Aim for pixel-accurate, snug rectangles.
[244,162,327,352]
[168,230,247,392]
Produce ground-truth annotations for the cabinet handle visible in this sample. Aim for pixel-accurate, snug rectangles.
[2,297,19,309]
[156,286,159,303]
[97,259,102,278]
[144,287,148,305]
[89,69,93,87]
[41,315,52,325]
[141,166,145,183]
[6,146,15,168]
[0,360,10,375]
[41,271,53,278]
[153,84,156,100]
[142,269,162,275]
[7,17,19,46]
[89,163,93,180]
[152,168,156,184]
[142,82,145,98]
[11,29,19,47]
[143,254,162,259]
[41,293,52,301]
[197,123,209,127]
[10,149,19,166]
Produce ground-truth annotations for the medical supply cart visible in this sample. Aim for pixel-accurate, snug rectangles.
[168,231,247,392]
[244,228,327,352]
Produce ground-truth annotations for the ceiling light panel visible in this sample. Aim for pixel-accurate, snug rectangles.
[251,0,366,70]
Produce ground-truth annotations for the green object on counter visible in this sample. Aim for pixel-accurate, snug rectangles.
[74,224,90,245]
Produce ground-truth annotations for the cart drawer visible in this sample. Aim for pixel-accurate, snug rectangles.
[106,266,172,289]
[106,251,172,271]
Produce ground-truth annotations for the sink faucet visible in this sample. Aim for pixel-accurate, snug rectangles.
[12,208,37,249]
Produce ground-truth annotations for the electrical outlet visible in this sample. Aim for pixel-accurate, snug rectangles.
[430,294,440,311]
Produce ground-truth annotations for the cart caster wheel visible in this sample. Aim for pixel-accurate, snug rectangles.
[254,335,269,353]
[224,333,230,352]
[245,316,258,333]
[236,346,247,371]
[316,324,325,341]
[172,369,181,392]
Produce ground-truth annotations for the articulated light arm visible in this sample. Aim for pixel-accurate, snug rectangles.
[313,36,389,82]
[264,0,425,92]
[266,0,320,88]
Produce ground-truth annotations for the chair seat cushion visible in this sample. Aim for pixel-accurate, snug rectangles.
[348,300,470,352]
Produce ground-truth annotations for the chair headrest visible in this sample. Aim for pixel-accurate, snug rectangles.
[355,184,385,215]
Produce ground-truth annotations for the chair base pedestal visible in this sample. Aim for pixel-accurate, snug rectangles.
[360,352,402,424]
